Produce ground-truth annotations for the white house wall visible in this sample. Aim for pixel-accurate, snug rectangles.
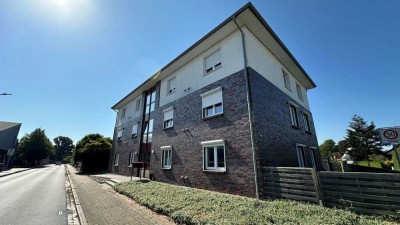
[159,30,244,108]
[117,95,142,127]
[244,27,310,110]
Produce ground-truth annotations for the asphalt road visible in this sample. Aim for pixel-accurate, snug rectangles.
[0,165,67,225]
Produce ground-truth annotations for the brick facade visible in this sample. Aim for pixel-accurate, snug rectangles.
[109,68,320,198]
[248,67,320,169]
[150,70,257,197]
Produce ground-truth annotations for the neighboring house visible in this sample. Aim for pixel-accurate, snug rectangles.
[0,121,21,170]
[109,3,320,198]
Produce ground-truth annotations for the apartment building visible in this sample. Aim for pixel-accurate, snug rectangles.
[109,3,320,198]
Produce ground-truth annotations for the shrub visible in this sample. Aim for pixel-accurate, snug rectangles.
[62,156,72,164]
[115,181,396,225]
[74,134,111,173]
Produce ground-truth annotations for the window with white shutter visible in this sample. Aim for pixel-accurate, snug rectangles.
[163,107,174,129]
[204,49,221,74]
[201,87,223,118]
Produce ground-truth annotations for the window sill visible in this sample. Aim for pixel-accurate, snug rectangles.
[305,131,312,135]
[113,165,118,167]
[203,169,226,173]
[131,135,138,139]
[203,113,223,121]
[291,125,300,130]
[163,127,174,131]
[161,167,172,170]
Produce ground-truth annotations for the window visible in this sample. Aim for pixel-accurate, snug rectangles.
[303,113,311,133]
[309,147,317,168]
[131,122,138,138]
[135,99,141,112]
[163,107,174,129]
[113,153,119,166]
[204,49,221,74]
[282,70,291,90]
[296,144,306,167]
[201,87,223,118]
[296,83,303,100]
[142,119,154,143]
[167,77,176,94]
[145,89,157,114]
[128,152,135,166]
[117,129,123,141]
[160,146,172,169]
[201,139,225,171]
[289,104,299,127]
[121,107,126,119]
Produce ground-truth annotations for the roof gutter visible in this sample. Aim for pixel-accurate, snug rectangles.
[233,16,259,200]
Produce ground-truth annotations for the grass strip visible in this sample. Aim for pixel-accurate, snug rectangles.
[115,181,398,225]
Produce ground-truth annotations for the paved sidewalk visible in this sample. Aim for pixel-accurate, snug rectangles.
[67,165,174,225]
[0,167,30,177]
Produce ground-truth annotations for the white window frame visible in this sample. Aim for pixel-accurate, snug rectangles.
[296,144,306,168]
[117,129,123,142]
[309,147,317,168]
[204,49,222,75]
[167,77,176,95]
[163,107,174,129]
[135,99,141,112]
[289,103,299,127]
[303,113,311,133]
[201,87,223,119]
[113,153,119,166]
[131,122,138,138]
[160,146,172,169]
[128,152,135,166]
[201,139,226,172]
[282,69,291,91]
[296,83,303,100]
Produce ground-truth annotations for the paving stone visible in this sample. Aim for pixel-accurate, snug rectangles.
[68,166,174,225]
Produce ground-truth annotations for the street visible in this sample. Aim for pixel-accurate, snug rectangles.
[0,165,67,225]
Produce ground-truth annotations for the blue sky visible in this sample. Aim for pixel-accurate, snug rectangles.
[1,0,399,145]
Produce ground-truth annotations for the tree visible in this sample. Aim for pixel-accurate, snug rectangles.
[337,139,350,153]
[319,139,336,157]
[345,115,382,161]
[16,128,54,166]
[54,136,74,161]
[73,134,111,173]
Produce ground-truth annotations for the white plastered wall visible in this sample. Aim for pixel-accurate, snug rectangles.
[159,30,244,107]
[117,95,142,127]
[243,27,310,110]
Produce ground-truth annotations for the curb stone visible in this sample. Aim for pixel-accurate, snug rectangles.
[65,165,88,225]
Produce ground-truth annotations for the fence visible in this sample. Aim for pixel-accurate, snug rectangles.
[262,167,400,217]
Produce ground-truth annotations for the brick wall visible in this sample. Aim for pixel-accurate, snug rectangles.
[109,94,146,176]
[150,70,257,197]
[248,67,320,169]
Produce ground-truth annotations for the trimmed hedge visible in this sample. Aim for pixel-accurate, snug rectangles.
[115,181,397,225]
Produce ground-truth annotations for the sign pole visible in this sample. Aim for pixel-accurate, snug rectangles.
[393,144,400,170]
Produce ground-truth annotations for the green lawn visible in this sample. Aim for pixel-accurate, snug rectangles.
[115,181,397,225]
[355,161,382,168]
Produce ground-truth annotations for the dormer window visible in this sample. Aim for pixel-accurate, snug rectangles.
[204,49,221,75]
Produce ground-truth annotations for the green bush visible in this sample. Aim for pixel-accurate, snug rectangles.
[115,181,396,225]
[62,155,72,164]
[74,134,111,173]
[393,148,400,171]
[355,161,382,168]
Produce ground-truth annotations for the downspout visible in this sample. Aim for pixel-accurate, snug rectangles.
[233,16,259,200]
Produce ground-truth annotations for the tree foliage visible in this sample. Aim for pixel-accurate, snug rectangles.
[73,133,111,173]
[15,128,54,166]
[345,115,382,161]
[319,139,336,157]
[337,139,350,153]
[54,136,74,161]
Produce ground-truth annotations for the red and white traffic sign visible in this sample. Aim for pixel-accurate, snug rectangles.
[379,128,400,145]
